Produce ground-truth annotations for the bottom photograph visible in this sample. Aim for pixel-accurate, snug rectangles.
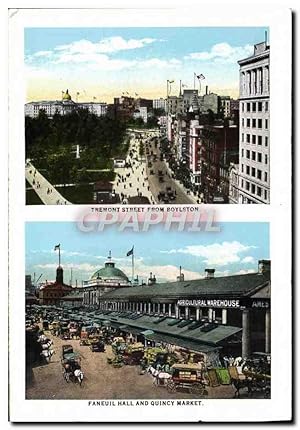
[25,222,270,400]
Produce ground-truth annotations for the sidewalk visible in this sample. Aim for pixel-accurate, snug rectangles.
[25,161,72,205]
[112,137,157,204]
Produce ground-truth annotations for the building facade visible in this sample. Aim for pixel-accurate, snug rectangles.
[93,260,271,357]
[237,41,270,204]
[39,266,73,306]
[25,90,108,118]
[81,253,132,306]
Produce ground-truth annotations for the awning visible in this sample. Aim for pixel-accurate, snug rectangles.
[143,332,219,353]
[118,325,143,336]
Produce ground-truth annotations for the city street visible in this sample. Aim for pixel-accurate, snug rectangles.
[26,331,237,400]
[112,136,156,204]
[144,138,198,204]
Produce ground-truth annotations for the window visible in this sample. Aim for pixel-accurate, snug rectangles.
[241,148,244,157]
[242,118,245,127]
[258,153,262,162]
[246,165,250,175]
[265,136,268,146]
[242,103,244,112]
[264,172,268,182]
[252,102,256,112]
[246,181,250,191]
[257,186,262,197]
[258,135,262,145]
[265,101,269,112]
[252,167,256,177]
[264,190,268,200]
[252,135,256,144]
[241,164,244,173]
[247,103,251,112]
[265,154,268,164]
[258,119,262,128]
[251,184,256,194]
[265,119,269,129]
[241,179,244,188]
[246,150,250,159]
[252,151,256,161]
[258,102,262,111]
[257,169,262,180]
[246,134,250,143]
[252,118,256,128]
[247,118,250,127]
[242,133,244,142]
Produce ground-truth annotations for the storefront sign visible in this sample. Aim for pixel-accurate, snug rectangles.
[177,298,270,309]
[177,299,240,308]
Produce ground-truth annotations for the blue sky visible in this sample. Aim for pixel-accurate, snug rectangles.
[25,222,269,285]
[25,27,268,102]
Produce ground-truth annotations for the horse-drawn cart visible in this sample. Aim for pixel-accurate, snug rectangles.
[166,364,208,396]
[61,345,83,385]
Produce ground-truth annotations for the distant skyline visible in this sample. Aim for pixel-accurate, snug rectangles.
[26,222,269,285]
[25,27,268,103]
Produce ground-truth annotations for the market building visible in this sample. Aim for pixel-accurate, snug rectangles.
[81,252,132,306]
[88,260,271,358]
[39,266,73,306]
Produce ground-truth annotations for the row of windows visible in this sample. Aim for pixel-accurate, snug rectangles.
[242,118,269,129]
[242,134,269,146]
[241,164,268,182]
[241,101,269,113]
[241,179,268,200]
[242,149,268,164]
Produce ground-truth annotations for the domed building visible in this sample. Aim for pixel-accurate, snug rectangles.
[81,252,131,307]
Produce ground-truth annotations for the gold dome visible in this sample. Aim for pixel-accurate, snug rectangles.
[62,89,72,101]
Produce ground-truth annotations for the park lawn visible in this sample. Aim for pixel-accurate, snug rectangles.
[26,180,44,205]
[58,183,95,204]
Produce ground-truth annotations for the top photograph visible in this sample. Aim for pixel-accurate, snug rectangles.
[25,27,270,205]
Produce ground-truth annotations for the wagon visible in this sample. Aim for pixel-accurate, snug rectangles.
[166,363,207,396]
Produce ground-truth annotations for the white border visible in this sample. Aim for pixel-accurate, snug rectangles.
[8,5,292,423]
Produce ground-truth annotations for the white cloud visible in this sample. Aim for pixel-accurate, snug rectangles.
[54,37,159,55]
[27,37,176,72]
[32,50,53,58]
[36,263,98,273]
[119,262,201,283]
[241,256,256,264]
[233,269,256,275]
[185,43,253,64]
[160,241,256,266]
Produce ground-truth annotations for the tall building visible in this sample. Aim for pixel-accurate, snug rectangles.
[153,98,167,112]
[237,41,270,204]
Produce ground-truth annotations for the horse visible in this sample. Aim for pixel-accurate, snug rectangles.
[40,349,55,363]
[147,366,172,386]
[63,364,84,386]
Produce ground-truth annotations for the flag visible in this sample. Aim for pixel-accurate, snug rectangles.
[168,80,174,84]
[182,84,188,88]
[126,246,134,257]
[54,244,60,251]
[93,96,96,101]
[196,74,205,80]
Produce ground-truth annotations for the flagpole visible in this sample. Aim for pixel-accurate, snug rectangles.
[59,246,61,267]
[132,247,134,284]
[194,73,196,90]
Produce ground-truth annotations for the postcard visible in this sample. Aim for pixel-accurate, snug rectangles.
[8,5,292,423]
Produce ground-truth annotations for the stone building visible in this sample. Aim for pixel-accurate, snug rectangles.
[95,260,271,357]
[237,41,270,204]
